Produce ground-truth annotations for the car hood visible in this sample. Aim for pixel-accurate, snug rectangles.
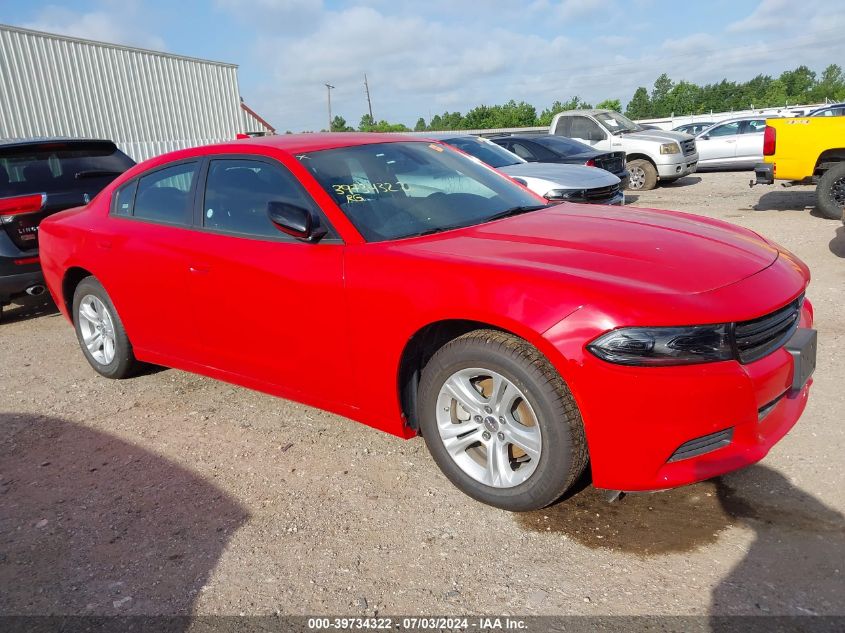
[625,129,692,143]
[394,204,778,296]
[499,163,620,187]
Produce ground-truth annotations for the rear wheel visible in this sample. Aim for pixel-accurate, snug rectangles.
[417,329,588,511]
[816,163,845,221]
[72,277,138,378]
[626,159,658,191]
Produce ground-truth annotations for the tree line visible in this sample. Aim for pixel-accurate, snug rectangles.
[319,64,845,133]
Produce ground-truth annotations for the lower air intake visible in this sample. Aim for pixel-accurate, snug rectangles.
[667,428,734,463]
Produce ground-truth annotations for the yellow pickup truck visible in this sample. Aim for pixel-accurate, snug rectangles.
[753,117,845,221]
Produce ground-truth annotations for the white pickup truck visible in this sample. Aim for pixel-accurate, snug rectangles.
[549,109,699,190]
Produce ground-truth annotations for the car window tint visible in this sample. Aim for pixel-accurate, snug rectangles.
[570,117,604,139]
[510,142,537,160]
[707,122,740,137]
[133,162,197,224]
[553,117,571,136]
[112,180,138,216]
[203,159,314,238]
[741,120,766,134]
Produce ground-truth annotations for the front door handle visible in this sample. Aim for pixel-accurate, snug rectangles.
[189,265,209,275]
[97,240,112,250]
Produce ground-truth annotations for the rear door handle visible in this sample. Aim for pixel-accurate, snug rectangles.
[189,265,209,275]
[97,240,112,250]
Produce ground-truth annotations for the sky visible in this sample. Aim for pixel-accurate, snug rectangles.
[2,0,844,131]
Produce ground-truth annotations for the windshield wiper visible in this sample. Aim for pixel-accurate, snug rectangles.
[485,204,550,222]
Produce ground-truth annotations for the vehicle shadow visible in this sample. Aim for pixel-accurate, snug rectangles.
[709,466,845,627]
[0,412,249,619]
[830,226,845,258]
[661,176,702,188]
[517,464,845,619]
[0,298,59,324]
[753,189,816,212]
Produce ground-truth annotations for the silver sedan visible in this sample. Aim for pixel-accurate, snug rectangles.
[695,117,769,170]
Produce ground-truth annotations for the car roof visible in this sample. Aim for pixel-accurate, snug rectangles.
[0,137,118,150]
[231,132,424,154]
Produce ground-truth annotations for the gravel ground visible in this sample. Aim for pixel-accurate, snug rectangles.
[1,171,843,618]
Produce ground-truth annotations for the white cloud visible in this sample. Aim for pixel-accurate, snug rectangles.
[22,3,165,50]
[728,0,792,32]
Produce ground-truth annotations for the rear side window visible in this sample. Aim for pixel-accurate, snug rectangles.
[112,180,138,216]
[553,117,572,136]
[202,159,316,239]
[0,142,134,198]
[133,162,198,224]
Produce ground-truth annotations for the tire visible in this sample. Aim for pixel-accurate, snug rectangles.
[627,159,658,191]
[816,163,845,221]
[72,276,138,379]
[417,329,588,511]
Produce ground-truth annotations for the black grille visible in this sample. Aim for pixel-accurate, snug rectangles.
[583,183,621,202]
[733,296,802,364]
[668,428,733,462]
[681,139,696,155]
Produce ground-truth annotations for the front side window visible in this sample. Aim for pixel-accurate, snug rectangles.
[133,162,197,224]
[707,122,741,137]
[298,142,543,242]
[202,159,317,239]
[510,142,538,161]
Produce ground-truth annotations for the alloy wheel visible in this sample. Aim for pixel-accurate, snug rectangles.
[77,294,116,365]
[436,368,542,488]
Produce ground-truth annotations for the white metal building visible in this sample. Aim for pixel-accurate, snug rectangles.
[0,24,274,162]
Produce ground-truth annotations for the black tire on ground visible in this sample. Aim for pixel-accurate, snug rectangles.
[72,276,138,379]
[417,329,588,512]
[626,158,659,191]
[816,162,845,221]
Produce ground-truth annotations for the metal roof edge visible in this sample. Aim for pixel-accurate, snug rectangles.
[0,23,239,69]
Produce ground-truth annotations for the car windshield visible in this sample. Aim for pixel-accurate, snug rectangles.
[594,111,642,134]
[0,141,135,197]
[441,136,522,168]
[298,141,545,242]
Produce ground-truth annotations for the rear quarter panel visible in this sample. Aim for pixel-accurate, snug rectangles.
[764,117,845,180]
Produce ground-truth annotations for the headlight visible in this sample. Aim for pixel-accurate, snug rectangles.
[587,325,732,366]
[545,188,583,200]
[659,142,681,154]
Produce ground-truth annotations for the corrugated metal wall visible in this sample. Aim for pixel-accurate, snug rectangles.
[0,24,250,162]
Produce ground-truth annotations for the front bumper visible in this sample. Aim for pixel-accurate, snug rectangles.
[754,162,775,185]
[544,291,813,492]
[657,157,698,179]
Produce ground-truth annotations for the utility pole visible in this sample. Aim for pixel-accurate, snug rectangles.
[325,83,335,131]
[364,74,374,121]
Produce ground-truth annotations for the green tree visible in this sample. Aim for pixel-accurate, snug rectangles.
[414,117,427,131]
[358,114,375,131]
[330,115,354,132]
[779,65,816,102]
[429,114,443,130]
[651,73,675,116]
[625,87,652,119]
[595,99,622,112]
[537,97,592,126]
[810,64,845,102]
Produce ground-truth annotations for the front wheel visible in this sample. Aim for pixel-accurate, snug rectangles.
[72,277,138,379]
[626,159,658,191]
[417,329,588,511]
[816,163,845,221]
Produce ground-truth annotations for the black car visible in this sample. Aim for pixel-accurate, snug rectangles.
[491,135,629,189]
[0,138,135,318]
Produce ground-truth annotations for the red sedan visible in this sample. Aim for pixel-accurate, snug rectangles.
[39,133,816,511]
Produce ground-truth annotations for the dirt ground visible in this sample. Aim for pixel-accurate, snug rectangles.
[1,171,844,618]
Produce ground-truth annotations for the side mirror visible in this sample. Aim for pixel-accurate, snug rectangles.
[700,134,710,140]
[268,201,327,243]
